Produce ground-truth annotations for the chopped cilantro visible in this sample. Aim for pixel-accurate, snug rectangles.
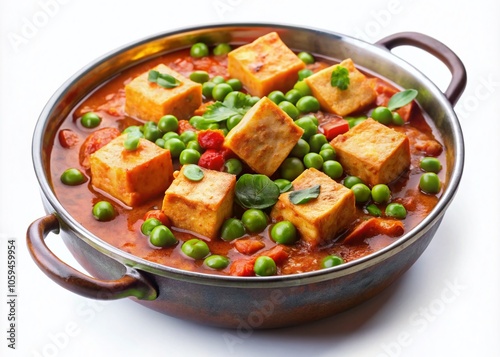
[330,66,350,90]
[201,91,255,124]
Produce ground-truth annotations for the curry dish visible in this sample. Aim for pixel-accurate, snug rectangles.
[50,32,446,276]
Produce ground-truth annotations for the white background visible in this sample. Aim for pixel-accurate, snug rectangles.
[1,0,499,356]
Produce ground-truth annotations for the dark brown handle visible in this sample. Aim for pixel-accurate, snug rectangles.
[376,32,467,106]
[27,214,157,301]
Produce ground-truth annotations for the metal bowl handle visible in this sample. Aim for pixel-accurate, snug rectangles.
[376,31,467,106]
[27,214,158,301]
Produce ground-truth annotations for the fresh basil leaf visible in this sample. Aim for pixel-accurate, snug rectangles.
[289,185,320,205]
[148,70,180,89]
[330,66,350,90]
[183,164,204,181]
[387,89,418,111]
[148,70,159,82]
[235,174,280,209]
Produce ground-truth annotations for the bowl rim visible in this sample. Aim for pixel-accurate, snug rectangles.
[32,22,465,287]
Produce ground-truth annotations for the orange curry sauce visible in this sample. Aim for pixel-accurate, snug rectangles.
[49,48,445,276]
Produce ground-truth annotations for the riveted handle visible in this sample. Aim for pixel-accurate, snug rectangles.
[26,214,158,301]
[376,32,467,106]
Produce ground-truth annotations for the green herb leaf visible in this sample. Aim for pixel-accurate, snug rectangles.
[289,185,320,205]
[148,70,180,89]
[387,89,418,111]
[183,164,204,181]
[202,92,255,123]
[235,174,280,209]
[330,66,350,90]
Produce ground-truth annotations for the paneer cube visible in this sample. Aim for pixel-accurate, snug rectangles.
[270,168,356,246]
[304,58,376,116]
[331,118,411,186]
[90,135,174,207]
[224,97,303,176]
[227,32,305,97]
[125,64,202,122]
[161,166,236,239]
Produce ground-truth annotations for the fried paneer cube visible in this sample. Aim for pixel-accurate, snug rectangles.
[125,64,202,122]
[90,135,174,207]
[270,168,356,246]
[162,166,236,239]
[224,97,303,176]
[227,32,305,97]
[331,118,411,186]
[304,58,376,116]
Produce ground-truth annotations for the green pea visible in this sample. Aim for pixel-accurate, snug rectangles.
[224,158,243,175]
[186,140,203,152]
[392,112,405,125]
[124,133,141,151]
[298,68,313,81]
[284,89,302,105]
[343,175,364,189]
[321,255,344,269]
[254,256,277,276]
[81,112,101,128]
[345,116,367,128]
[371,184,391,204]
[92,201,116,222]
[270,221,298,245]
[163,131,179,141]
[190,42,209,58]
[213,43,232,56]
[290,138,310,158]
[158,114,178,133]
[268,90,286,105]
[296,96,320,113]
[181,238,210,259]
[279,157,305,181]
[366,203,382,217]
[220,218,246,241]
[60,168,86,186]
[179,149,201,165]
[122,125,142,135]
[297,51,315,64]
[149,225,177,247]
[226,78,242,91]
[371,106,393,125]
[164,138,186,158]
[227,114,243,131]
[141,218,162,236]
[278,101,299,119]
[303,152,324,170]
[319,149,335,162]
[385,203,407,219]
[322,160,343,179]
[248,96,260,106]
[420,157,442,173]
[274,178,292,193]
[241,209,268,233]
[212,83,233,101]
[211,75,226,84]
[143,123,162,142]
[293,81,312,97]
[179,130,197,144]
[202,81,216,98]
[308,133,328,153]
[321,143,336,154]
[351,183,371,203]
[155,138,165,148]
[294,116,318,140]
[302,114,319,126]
[204,255,230,270]
[189,70,210,83]
[419,172,441,194]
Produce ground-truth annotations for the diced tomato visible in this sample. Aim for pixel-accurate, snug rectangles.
[177,120,196,134]
[143,210,171,227]
[375,81,413,122]
[320,118,350,140]
[79,127,120,168]
[198,149,225,171]
[234,239,266,255]
[197,130,225,150]
[344,218,404,245]
[261,245,289,265]
[58,129,79,148]
[229,258,256,276]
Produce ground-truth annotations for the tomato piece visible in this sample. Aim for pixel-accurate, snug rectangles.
[58,129,79,148]
[234,239,266,255]
[344,218,404,245]
[177,120,196,134]
[198,149,225,171]
[320,118,349,140]
[143,210,171,227]
[229,258,256,276]
[261,245,289,265]
[197,130,225,150]
[79,127,120,168]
